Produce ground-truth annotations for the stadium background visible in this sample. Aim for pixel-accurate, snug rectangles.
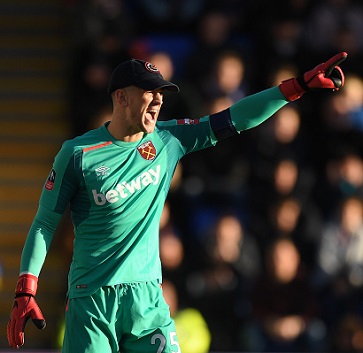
[1,0,363,352]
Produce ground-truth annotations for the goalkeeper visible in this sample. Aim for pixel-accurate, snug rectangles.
[7,53,347,353]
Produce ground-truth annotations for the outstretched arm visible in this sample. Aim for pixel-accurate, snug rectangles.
[210,52,347,140]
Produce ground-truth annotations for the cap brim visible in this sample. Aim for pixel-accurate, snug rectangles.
[136,78,180,93]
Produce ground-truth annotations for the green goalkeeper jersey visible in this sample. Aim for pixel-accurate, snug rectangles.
[20,86,288,299]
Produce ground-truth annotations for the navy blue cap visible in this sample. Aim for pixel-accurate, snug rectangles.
[107,59,179,94]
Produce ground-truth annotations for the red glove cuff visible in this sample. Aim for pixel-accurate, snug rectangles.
[278,78,306,101]
[15,274,38,296]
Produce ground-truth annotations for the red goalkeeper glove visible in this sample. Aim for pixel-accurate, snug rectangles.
[279,51,348,101]
[7,274,46,349]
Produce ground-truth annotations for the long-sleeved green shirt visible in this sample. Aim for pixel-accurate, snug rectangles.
[20,86,288,298]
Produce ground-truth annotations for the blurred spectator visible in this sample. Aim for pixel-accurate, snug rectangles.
[249,104,312,184]
[313,196,363,290]
[336,153,363,198]
[321,74,363,150]
[200,50,250,103]
[256,194,322,268]
[186,212,261,351]
[247,104,318,244]
[160,230,184,273]
[312,196,363,332]
[204,213,261,281]
[251,156,317,217]
[266,196,301,239]
[162,279,211,353]
[337,74,363,131]
[303,0,363,56]
[184,10,238,91]
[273,158,299,195]
[316,151,363,219]
[244,237,325,352]
[147,51,204,120]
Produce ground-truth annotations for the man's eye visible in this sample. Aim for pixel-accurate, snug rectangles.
[146,90,163,95]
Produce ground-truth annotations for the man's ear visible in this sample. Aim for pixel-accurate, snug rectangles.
[115,89,128,107]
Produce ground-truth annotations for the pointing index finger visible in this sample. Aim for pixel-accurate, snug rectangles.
[325,52,348,77]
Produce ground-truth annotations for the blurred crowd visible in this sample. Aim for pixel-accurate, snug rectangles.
[60,0,363,351]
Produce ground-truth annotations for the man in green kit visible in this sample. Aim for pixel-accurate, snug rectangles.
[7,53,347,352]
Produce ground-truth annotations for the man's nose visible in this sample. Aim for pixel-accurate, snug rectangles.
[153,92,163,103]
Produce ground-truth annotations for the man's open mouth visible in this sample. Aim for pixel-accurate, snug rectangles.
[146,109,158,120]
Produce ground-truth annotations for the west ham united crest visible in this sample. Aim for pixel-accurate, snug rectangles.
[137,141,157,161]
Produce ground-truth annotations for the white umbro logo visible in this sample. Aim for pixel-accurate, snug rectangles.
[95,166,110,177]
